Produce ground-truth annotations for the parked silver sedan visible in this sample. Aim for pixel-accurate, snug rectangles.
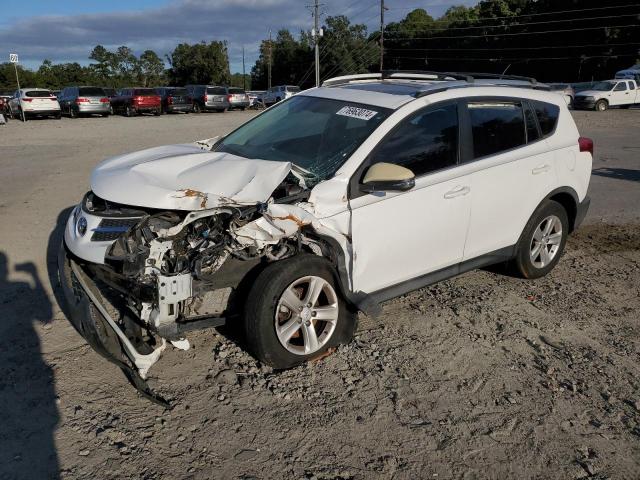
[58,86,111,118]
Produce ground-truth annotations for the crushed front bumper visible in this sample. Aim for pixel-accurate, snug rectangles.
[57,241,170,407]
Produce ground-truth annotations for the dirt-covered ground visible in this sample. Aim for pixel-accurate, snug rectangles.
[0,109,638,480]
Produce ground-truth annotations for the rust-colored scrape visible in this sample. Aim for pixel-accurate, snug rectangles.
[272,214,309,228]
[177,189,208,209]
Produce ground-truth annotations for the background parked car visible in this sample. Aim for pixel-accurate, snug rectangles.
[154,87,193,114]
[102,88,117,114]
[549,83,575,106]
[111,88,161,116]
[573,79,639,111]
[58,86,111,118]
[260,85,300,105]
[185,85,229,113]
[0,95,10,115]
[571,81,597,94]
[247,90,265,108]
[8,88,61,120]
[225,87,250,110]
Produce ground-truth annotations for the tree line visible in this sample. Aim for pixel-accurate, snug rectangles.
[1,0,638,93]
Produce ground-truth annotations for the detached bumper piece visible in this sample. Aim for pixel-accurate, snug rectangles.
[58,244,171,407]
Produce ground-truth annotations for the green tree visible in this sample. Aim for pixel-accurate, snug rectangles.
[138,50,166,86]
[167,41,231,86]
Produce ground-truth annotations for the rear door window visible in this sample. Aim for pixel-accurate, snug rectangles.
[531,100,560,137]
[370,103,459,176]
[468,101,526,159]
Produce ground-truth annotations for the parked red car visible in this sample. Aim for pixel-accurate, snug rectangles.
[111,88,161,116]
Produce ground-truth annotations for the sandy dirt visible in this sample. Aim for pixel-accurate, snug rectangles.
[0,109,638,480]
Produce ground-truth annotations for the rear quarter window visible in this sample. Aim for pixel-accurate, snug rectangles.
[531,100,560,137]
[468,101,526,159]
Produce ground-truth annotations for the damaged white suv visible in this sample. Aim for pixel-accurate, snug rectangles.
[59,71,592,403]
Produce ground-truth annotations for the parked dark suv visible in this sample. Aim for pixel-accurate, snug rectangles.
[111,88,161,116]
[185,85,229,113]
[154,87,193,114]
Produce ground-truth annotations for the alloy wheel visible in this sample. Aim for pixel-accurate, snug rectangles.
[274,276,339,355]
[529,215,563,268]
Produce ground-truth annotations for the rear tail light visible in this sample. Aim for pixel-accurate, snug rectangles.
[202,94,207,102]
[133,96,143,103]
[579,137,594,155]
[76,97,90,103]
[22,98,33,102]
[99,97,109,103]
[227,95,233,102]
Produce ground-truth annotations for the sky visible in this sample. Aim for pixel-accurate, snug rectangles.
[0,0,478,74]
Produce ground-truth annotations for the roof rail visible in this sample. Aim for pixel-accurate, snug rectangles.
[322,73,381,87]
[381,70,474,82]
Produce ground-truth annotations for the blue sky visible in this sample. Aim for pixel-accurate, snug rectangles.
[0,0,478,73]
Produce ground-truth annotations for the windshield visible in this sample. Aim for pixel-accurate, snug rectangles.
[591,81,616,91]
[215,95,390,182]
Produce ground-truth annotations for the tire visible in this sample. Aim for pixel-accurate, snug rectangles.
[55,112,62,120]
[240,107,246,111]
[512,200,569,279]
[153,108,161,116]
[160,105,166,115]
[193,102,201,113]
[217,109,225,113]
[19,109,27,122]
[243,254,357,368]
[109,105,114,115]
[275,97,281,103]
[595,99,608,111]
[125,105,135,117]
[69,106,77,119]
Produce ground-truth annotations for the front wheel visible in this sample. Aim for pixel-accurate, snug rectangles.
[243,254,356,368]
[512,200,569,279]
[595,99,608,111]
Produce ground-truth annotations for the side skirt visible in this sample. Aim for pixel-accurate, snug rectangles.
[368,245,516,305]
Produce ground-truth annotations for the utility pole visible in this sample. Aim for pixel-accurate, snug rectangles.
[314,0,320,87]
[242,45,246,90]
[267,29,272,90]
[380,0,386,72]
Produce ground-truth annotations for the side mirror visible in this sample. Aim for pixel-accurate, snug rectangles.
[360,162,416,193]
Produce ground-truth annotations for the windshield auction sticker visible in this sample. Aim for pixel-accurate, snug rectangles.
[336,106,378,121]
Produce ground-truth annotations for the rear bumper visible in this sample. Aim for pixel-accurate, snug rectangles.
[134,105,160,112]
[24,109,60,116]
[574,195,591,230]
[167,104,192,112]
[204,103,229,111]
[229,101,250,109]
[78,104,110,113]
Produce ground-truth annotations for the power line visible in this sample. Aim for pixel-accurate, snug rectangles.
[386,13,640,34]
[384,3,640,23]
[390,54,640,62]
[388,23,640,41]
[384,41,640,52]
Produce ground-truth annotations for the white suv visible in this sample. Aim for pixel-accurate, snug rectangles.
[58,71,592,403]
[8,88,61,120]
[260,85,301,105]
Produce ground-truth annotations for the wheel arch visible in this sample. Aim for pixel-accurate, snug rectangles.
[544,186,579,233]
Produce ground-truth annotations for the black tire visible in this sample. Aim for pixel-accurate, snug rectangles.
[55,112,62,120]
[125,105,135,117]
[240,107,246,111]
[153,108,161,116]
[243,254,357,368]
[217,109,225,113]
[193,102,201,113]
[109,105,114,115]
[595,99,608,112]
[69,106,77,119]
[512,200,569,279]
[275,97,281,103]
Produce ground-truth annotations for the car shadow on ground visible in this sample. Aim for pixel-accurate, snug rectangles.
[0,251,60,480]
[592,167,640,183]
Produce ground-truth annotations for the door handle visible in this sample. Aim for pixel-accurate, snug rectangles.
[532,164,551,175]
[444,186,470,199]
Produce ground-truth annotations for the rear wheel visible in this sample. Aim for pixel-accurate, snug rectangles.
[193,102,201,113]
[19,108,27,122]
[153,108,161,116]
[243,254,356,368]
[125,105,135,117]
[69,106,77,118]
[512,200,569,279]
[595,99,608,111]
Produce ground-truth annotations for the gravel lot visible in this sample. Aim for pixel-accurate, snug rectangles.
[0,109,639,480]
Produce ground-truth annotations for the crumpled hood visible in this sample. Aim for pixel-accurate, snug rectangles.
[91,144,292,210]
